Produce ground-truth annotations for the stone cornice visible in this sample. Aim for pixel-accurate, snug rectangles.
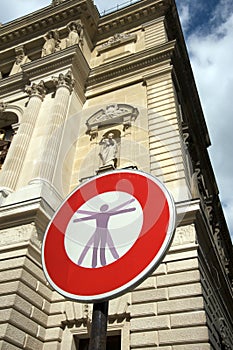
[97,0,171,37]
[0,196,52,233]
[0,45,90,98]
[0,0,98,50]
[87,40,175,89]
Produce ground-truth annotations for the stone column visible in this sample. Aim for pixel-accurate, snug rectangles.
[0,82,46,190]
[30,70,74,185]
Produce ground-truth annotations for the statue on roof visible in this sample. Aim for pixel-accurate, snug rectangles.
[41,30,61,57]
[10,46,31,75]
[66,20,84,47]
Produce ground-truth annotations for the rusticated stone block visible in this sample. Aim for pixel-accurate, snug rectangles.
[129,302,157,317]
[23,334,43,350]
[158,326,209,345]
[172,345,210,350]
[1,324,25,347]
[30,305,48,327]
[158,297,204,315]
[131,315,170,332]
[0,340,20,350]
[134,276,156,290]
[167,258,198,273]
[13,294,32,317]
[168,283,202,299]
[157,270,200,287]
[131,330,158,348]
[17,282,44,309]
[1,269,22,283]
[0,281,19,295]
[152,263,166,276]
[132,288,168,304]
[43,341,63,350]
[0,257,25,271]
[45,327,63,342]
[171,311,207,328]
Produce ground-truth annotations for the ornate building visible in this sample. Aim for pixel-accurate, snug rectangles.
[0,0,233,349]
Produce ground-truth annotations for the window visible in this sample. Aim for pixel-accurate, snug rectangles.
[75,334,121,350]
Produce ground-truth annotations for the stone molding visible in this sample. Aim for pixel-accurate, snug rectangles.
[0,0,98,50]
[0,46,89,98]
[87,40,176,88]
[0,189,60,232]
[98,0,169,36]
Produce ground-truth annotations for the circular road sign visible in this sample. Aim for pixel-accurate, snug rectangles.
[42,169,176,302]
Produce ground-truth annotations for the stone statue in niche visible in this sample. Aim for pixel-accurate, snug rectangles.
[66,21,84,47]
[99,132,118,168]
[41,30,61,57]
[10,46,31,75]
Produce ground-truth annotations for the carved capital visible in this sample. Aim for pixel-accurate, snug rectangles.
[52,70,75,93]
[25,80,47,100]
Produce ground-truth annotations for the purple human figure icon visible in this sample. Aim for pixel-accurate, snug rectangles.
[73,198,136,268]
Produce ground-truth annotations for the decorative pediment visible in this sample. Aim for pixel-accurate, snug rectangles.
[86,103,139,139]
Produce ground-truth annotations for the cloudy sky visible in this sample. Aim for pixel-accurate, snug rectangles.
[1,0,232,240]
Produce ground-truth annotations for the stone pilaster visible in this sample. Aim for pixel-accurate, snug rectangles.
[30,70,74,185]
[0,82,46,190]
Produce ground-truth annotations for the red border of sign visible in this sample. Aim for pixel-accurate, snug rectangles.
[42,170,176,302]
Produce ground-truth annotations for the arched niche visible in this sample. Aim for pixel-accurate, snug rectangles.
[86,103,139,140]
[0,111,18,170]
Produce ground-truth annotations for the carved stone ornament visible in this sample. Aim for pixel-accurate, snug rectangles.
[0,224,36,247]
[86,103,139,139]
[66,20,84,47]
[97,32,137,55]
[25,80,47,99]
[52,70,75,92]
[10,45,31,75]
[172,225,196,246]
[41,30,61,57]
[103,32,137,48]
[0,101,7,114]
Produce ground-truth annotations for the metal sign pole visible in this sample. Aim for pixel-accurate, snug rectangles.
[88,301,109,350]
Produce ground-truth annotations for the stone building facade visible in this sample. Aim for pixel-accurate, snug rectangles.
[0,0,233,349]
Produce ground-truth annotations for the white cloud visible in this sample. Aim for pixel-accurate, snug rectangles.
[177,4,191,32]
[179,0,233,239]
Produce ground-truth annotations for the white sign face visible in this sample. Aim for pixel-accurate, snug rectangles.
[64,191,143,268]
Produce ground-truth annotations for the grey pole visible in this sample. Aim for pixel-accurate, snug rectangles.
[88,301,109,350]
